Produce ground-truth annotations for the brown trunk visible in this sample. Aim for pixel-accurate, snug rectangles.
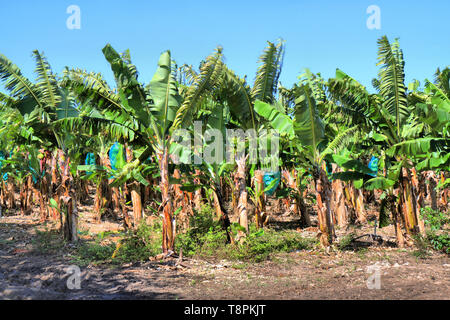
[439,172,448,209]
[51,193,60,221]
[354,188,367,224]
[282,169,297,215]
[400,168,425,236]
[159,148,174,253]
[389,194,405,248]
[212,190,223,219]
[282,169,311,227]
[130,182,143,227]
[26,176,33,213]
[173,169,190,232]
[39,180,48,222]
[332,179,348,228]
[235,156,248,236]
[212,187,234,245]
[0,181,6,209]
[315,167,334,247]
[120,186,132,230]
[411,168,426,234]
[428,171,438,211]
[7,180,15,209]
[19,180,26,216]
[78,178,90,205]
[60,196,78,242]
[331,165,348,228]
[111,186,120,215]
[253,170,267,229]
[193,169,203,212]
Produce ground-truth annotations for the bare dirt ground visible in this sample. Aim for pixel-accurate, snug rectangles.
[0,207,449,300]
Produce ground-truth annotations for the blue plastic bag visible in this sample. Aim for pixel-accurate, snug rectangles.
[108,143,126,179]
[263,171,281,196]
[368,156,379,177]
[85,153,96,176]
[0,151,7,181]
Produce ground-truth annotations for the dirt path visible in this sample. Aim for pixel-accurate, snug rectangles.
[0,215,449,300]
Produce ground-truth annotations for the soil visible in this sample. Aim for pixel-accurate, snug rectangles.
[0,205,449,300]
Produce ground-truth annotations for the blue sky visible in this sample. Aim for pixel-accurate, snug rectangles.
[0,0,449,93]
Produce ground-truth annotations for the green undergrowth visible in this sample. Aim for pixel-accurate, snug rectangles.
[412,208,449,258]
[175,206,318,262]
[70,205,318,265]
[33,227,67,254]
[71,221,162,266]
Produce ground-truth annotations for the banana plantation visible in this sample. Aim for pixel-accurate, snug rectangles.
[0,35,448,299]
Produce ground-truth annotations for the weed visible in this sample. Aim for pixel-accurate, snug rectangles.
[231,263,247,270]
[411,208,450,255]
[33,228,65,254]
[176,207,317,262]
[427,232,449,254]
[111,220,163,263]
[337,232,357,251]
[420,207,449,231]
[72,241,116,266]
[71,219,162,265]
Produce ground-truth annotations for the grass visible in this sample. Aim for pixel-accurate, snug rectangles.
[71,241,116,266]
[176,206,318,263]
[36,204,450,267]
[231,262,248,270]
[33,227,66,254]
[336,232,361,251]
[411,208,450,257]
[68,204,319,265]
[71,220,162,266]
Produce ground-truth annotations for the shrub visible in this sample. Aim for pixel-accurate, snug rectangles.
[74,242,116,265]
[427,232,450,254]
[412,208,449,255]
[176,206,317,262]
[420,207,449,231]
[112,220,163,262]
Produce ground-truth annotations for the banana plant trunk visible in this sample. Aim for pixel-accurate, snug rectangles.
[111,186,120,217]
[253,170,267,229]
[158,147,174,253]
[173,168,191,232]
[400,167,425,236]
[235,156,248,235]
[354,187,367,224]
[130,182,143,227]
[282,169,311,227]
[19,176,32,216]
[193,169,203,211]
[332,179,349,228]
[212,184,234,245]
[439,172,448,209]
[411,168,426,234]
[39,180,48,222]
[389,193,406,247]
[59,151,78,242]
[0,181,6,209]
[119,186,132,230]
[60,195,78,243]
[7,180,15,210]
[315,167,334,246]
[427,171,438,211]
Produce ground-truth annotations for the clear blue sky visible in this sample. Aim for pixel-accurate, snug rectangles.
[0,0,449,93]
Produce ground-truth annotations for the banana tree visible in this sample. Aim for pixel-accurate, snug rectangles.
[0,51,79,239]
[62,45,224,253]
[254,69,360,246]
[211,40,285,233]
[327,36,449,246]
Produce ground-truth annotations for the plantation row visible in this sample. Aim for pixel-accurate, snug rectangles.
[0,35,448,256]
